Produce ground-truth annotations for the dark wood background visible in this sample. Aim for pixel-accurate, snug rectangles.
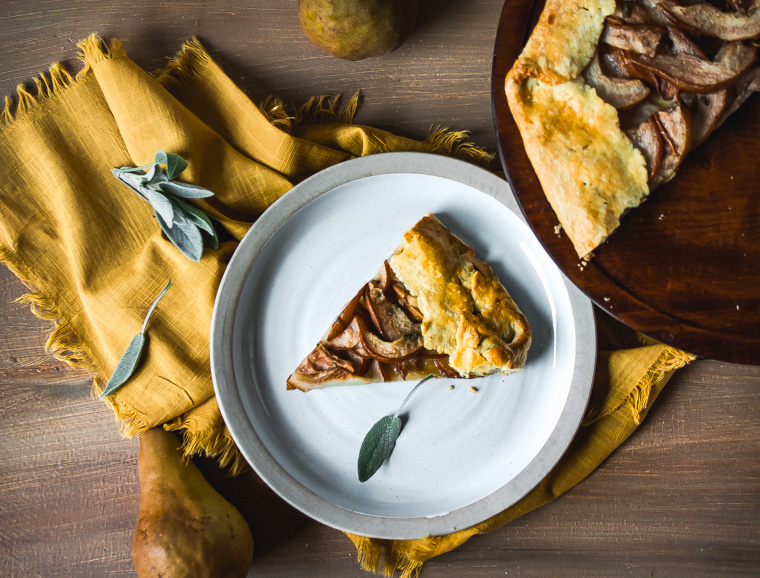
[1,1,758,576]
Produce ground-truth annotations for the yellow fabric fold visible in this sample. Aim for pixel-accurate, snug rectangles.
[0,34,694,574]
[346,315,694,576]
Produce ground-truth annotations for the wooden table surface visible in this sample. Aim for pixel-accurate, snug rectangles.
[1,1,758,576]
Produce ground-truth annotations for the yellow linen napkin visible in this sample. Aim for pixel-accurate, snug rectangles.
[348,315,694,576]
[0,36,694,575]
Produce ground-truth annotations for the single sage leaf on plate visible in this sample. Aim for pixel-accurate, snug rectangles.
[154,150,188,180]
[100,280,173,398]
[357,374,435,482]
[357,415,402,483]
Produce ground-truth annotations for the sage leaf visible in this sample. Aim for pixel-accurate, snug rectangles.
[112,152,218,261]
[100,333,145,398]
[144,164,169,187]
[357,374,435,482]
[114,166,151,175]
[158,180,215,199]
[357,415,402,483]
[140,186,174,226]
[100,280,172,398]
[112,169,148,197]
[156,210,204,262]
[154,150,188,180]
[172,197,219,249]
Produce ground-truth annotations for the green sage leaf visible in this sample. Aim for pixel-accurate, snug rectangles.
[140,185,174,226]
[113,169,147,197]
[158,180,214,199]
[172,197,219,249]
[100,280,172,398]
[100,333,145,398]
[154,151,188,180]
[356,374,435,482]
[156,210,204,262]
[144,163,169,187]
[112,152,217,261]
[357,415,402,483]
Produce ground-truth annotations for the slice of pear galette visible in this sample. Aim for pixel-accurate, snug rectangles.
[286,214,532,392]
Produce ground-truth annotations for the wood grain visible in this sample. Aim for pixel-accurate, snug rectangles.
[1,1,759,577]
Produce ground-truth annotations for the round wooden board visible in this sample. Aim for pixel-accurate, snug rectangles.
[491,0,760,365]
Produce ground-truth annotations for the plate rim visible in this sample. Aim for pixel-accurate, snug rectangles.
[211,151,596,539]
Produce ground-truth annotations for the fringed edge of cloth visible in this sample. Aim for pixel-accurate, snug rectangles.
[153,36,496,168]
[154,37,212,94]
[0,249,99,375]
[0,63,78,131]
[0,34,123,133]
[346,534,430,578]
[623,346,696,423]
[165,416,249,476]
[582,346,696,426]
[77,33,128,78]
[0,248,160,442]
[424,125,496,169]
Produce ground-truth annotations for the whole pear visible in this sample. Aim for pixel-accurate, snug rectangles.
[132,427,254,578]
[298,0,418,61]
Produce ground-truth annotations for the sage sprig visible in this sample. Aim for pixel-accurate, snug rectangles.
[99,280,172,399]
[112,151,218,262]
[357,374,435,483]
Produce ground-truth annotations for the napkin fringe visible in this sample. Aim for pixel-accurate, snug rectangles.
[155,37,212,95]
[149,36,496,171]
[424,126,496,168]
[351,535,422,578]
[77,34,127,79]
[297,92,361,125]
[625,346,695,423]
[1,63,77,130]
[259,95,296,131]
[165,417,248,476]
[584,345,696,426]
[0,249,99,376]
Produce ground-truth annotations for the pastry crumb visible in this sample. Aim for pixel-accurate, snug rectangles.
[448,384,455,390]
[554,224,562,235]
[737,305,740,310]
[468,386,478,393]
[603,297,610,302]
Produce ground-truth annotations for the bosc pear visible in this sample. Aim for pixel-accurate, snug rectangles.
[132,427,254,577]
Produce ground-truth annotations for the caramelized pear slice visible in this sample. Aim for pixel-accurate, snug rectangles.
[661,0,760,41]
[626,117,664,180]
[625,40,756,93]
[692,89,730,147]
[650,100,693,188]
[602,19,664,56]
[583,52,651,109]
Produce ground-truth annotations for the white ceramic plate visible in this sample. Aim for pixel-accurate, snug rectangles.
[211,152,595,539]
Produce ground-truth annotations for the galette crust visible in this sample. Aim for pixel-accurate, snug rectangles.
[389,215,531,377]
[506,0,650,258]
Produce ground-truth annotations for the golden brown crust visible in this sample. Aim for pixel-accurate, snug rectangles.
[510,0,617,85]
[389,215,531,377]
[506,0,650,258]
[287,215,532,390]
